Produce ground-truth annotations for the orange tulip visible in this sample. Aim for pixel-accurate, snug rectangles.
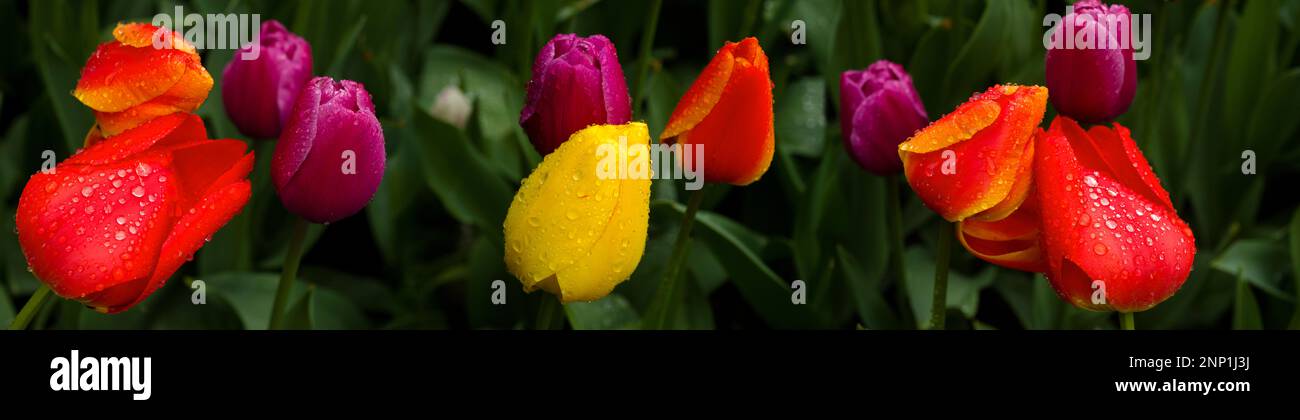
[898,84,1047,222]
[659,37,774,186]
[74,23,213,137]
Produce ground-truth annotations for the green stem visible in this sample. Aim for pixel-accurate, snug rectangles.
[630,0,663,116]
[1120,312,1136,331]
[268,218,310,330]
[535,296,564,330]
[644,187,707,330]
[886,175,907,287]
[929,222,952,330]
[8,285,53,330]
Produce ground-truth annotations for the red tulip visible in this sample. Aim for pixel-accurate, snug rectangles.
[660,37,774,186]
[16,114,253,313]
[1033,116,1195,311]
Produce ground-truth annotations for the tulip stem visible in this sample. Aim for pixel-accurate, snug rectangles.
[535,296,564,330]
[631,0,663,116]
[929,222,953,330]
[886,176,908,288]
[1120,312,1136,331]
[644,187,707,330]
[7,285,52,330]
[269,218,310,330]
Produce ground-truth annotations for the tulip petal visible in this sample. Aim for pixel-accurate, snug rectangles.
[504,123,651,302]
[671,59,775,185]
[1035,117,1195,312]
[16,152,178,304]
[66,113,206,166]
[120,180,251,313]
[957,190,1047,273]
[900,85,1047,221]
[658,43,737,141]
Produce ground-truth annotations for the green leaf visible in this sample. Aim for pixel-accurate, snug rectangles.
[1211,239,1294,301]
[656,201,825,329]
[1290,208,1300,328]
[0,283,13,327]
[327,15,368,76]
[943,0,1014,106]
[1245,69,1300,167]
[203,272,301,330]
[903,246,994,329]
[775,77,826,157]
[407,106,513,241]
[828,0,881,104]
[28,0,96,154]
[1224,0,1280,135]
[1233,274,1263,330]
[282,287,315,330]
[836,245,896,329]
[565,294,640,330]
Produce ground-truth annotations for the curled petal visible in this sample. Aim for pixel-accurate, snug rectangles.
[899,85,1047,221]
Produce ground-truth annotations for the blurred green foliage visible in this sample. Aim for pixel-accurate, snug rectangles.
[2,0,1299,330]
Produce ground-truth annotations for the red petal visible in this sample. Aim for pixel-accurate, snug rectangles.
[67,113,207,167]
[115,180,251,312]
[663,38,774,185]
[957,188,1047,272]
[1035,117,1196,312]
[16,153,179,304]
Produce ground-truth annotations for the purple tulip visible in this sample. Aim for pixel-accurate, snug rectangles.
[222,20,313,139]
[520,33,631,155]
[272,77,385,224]
[1044,0,1137,123]
[840,60,929,175]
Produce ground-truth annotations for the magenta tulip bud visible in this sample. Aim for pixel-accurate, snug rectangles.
[840,60,929,175]
[1044,0,1137,123]
[221,20,313,139]
[520,33,631,155]
[272,77,385,224]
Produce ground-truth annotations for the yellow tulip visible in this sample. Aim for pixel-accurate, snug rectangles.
[504,123,652,302]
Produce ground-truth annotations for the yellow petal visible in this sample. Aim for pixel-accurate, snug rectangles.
[504,123,652,303]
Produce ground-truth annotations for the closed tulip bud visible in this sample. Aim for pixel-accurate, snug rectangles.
[840,60,929,175]
[899,84,1047,222]
[221,20,313,139]
[431,84,472,130]
[520,34,632,155]
[660,37,775,186]
[1044,0,1137,123]
[1033,116,1194,311]
[504,123,652,303]
[16,114,253,313]
[272,77,386,224]
[74,23,213,137]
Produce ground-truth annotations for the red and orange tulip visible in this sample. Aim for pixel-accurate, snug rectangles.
[74,23,213,137]
[899,84,1047,222]
[660,37,774,186]
[899,83,1196,312]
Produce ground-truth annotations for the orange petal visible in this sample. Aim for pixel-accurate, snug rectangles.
[661,37,774,185]
[899,84,1047,221]
[957,188,1047,272]
[74,23,209,117]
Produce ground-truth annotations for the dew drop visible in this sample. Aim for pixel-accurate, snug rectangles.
[132,186,145,198]
[1093,243,1108,255]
